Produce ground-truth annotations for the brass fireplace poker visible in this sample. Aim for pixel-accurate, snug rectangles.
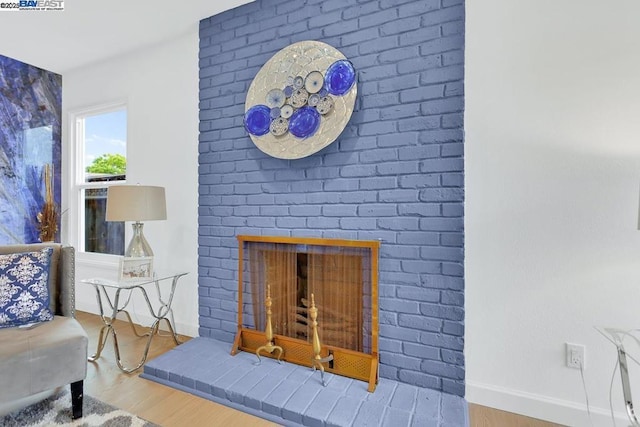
[255,285,283,365]
[310,293,333,386]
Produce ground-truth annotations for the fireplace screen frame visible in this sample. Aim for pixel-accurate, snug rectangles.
[231,235,380,392]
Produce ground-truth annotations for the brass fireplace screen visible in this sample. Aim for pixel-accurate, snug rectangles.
[231,235,380,391]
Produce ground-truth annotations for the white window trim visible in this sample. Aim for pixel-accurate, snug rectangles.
[67,100,128,264]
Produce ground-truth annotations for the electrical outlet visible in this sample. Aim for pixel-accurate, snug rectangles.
[566,343,585,369]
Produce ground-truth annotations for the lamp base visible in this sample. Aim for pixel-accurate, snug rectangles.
[125,222,154,257]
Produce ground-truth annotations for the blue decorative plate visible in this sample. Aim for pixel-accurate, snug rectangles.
[244,105,272,136]
[283,86,294,97]
[308,94,320,107]
[305,71,324,94]
[289,106,320,138]
[325,60,356,96]
[266,88,286,108]
[280,104,294,119]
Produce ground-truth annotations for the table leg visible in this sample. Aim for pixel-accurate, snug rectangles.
[161,310,181,346]
[117,319,162,373]
[88,287,137,372]
[618,347,640,426]
[120,309,151,338]
[88,323,111,361]
[88,285,117,362]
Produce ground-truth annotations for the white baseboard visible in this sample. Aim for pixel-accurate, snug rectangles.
[466,380,629,426]
[76,299,199,338]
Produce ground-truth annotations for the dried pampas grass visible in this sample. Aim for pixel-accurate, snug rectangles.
[37,164,58,242]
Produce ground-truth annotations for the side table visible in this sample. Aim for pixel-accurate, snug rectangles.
[596,326,640,426]
[81,272,188,373]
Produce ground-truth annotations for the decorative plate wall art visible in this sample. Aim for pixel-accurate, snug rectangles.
[244,41,357,159]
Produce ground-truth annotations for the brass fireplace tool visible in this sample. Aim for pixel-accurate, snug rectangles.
[310,293,333,386]
[255,285,283,365]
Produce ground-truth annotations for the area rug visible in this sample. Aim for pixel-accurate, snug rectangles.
[0,389,158,427]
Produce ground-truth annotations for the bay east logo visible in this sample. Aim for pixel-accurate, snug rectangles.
[19,0,63,9]
[0,0,62,11]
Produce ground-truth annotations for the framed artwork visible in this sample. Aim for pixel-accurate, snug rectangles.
[0,55,62,244]
[118,256,154,282]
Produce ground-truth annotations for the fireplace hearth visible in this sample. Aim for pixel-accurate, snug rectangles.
[141,337,469,426]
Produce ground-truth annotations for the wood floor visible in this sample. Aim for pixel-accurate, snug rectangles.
[77,311,276,427]
[468,404,564,427]
[76,311,561,427]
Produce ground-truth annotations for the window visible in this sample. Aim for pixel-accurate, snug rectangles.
[70,103,127,255]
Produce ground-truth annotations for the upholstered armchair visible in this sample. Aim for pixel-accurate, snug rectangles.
[0,243,88,419]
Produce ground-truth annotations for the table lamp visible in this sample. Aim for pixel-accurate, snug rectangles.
[105,185,166,257]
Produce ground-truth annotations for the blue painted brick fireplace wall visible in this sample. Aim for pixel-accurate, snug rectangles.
[198,0,465,396]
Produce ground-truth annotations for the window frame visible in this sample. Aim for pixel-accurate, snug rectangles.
[68,101,128,262]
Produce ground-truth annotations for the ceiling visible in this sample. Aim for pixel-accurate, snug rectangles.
[0,0,253,74]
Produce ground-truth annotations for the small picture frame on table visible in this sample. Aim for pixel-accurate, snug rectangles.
[118,256,154,282]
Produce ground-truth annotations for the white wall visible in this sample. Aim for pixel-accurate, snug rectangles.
[466,0,640,425]
[62,31,200,337]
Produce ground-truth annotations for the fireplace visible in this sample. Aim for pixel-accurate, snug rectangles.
[231,235,380,391]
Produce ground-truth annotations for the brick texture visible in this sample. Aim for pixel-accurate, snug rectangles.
[199,0,465,396]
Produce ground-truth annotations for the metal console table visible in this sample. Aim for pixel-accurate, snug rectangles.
[81,272,188,373]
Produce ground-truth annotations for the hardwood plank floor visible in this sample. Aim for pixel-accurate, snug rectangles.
[469,404,564,427]
[76,311,276,427]
[76,311,561,427]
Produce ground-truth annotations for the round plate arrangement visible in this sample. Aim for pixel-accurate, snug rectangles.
[243,41,357,159]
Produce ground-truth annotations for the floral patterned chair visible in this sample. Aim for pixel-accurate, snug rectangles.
[0,243,88,419]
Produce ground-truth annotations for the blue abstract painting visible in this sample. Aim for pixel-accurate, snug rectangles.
[0,55,61,244]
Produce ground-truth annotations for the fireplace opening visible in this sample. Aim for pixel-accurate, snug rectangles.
[294,252,309,341]
[232,235,380,391]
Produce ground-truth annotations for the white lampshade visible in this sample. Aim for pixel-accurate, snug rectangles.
[106,185,167,222]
